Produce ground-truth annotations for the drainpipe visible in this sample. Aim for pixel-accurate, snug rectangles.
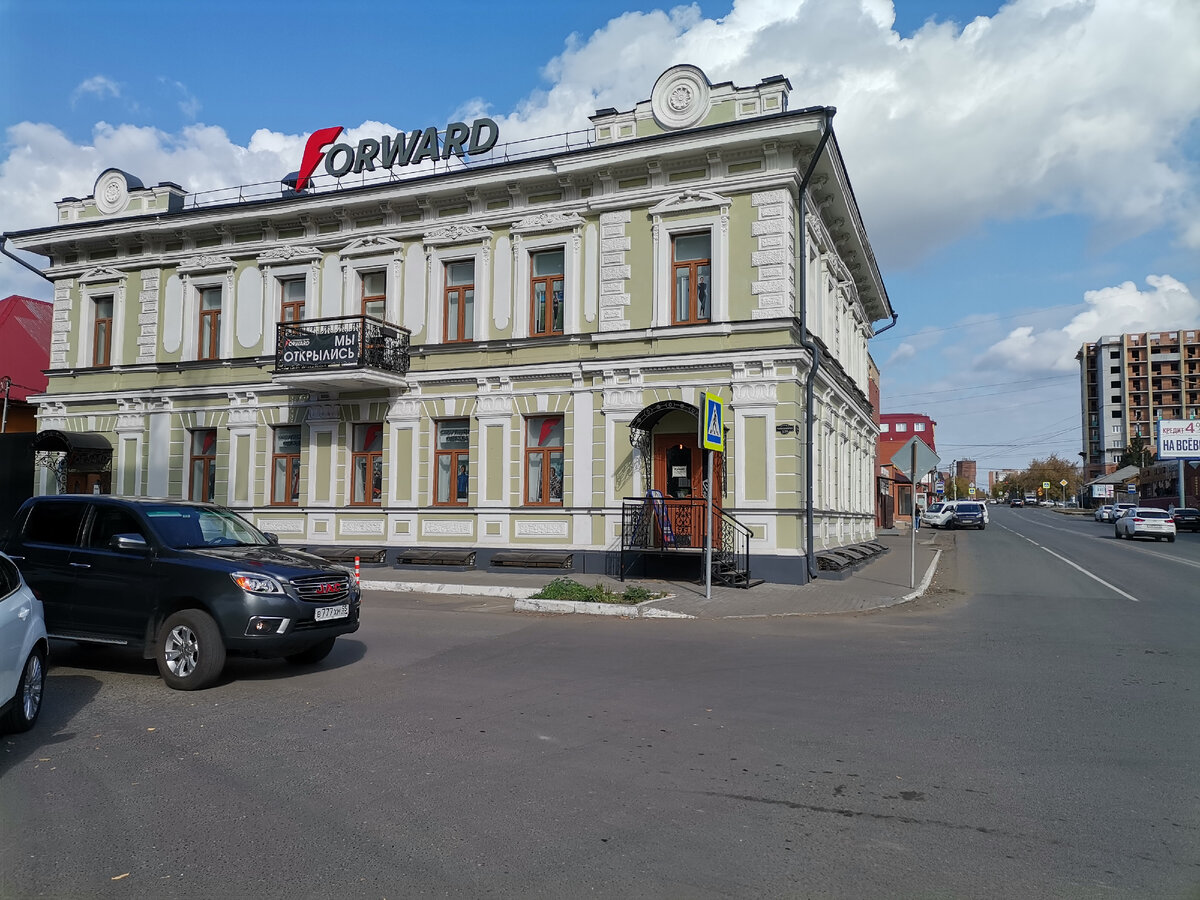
[797,109,836,581]
[0,233,52,281]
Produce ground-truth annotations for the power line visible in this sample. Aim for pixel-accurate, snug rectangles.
[872,302,1085,344]
[882,374,1075,402]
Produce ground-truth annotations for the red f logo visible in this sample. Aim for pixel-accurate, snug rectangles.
[295,126,343,191]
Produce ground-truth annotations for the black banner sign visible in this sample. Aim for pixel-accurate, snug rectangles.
[280,330,360,367]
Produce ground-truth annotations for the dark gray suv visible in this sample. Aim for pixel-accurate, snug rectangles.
[2,495,361,690]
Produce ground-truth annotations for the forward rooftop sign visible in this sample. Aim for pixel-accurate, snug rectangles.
[294,118,501,191]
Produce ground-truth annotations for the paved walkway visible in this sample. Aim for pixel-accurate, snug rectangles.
[359,531,944,619]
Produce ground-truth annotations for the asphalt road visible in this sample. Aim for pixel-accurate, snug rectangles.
[1,506,1197,898]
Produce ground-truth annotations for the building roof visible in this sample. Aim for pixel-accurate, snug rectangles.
[0,295,52,402]
[1086,465,1141,486]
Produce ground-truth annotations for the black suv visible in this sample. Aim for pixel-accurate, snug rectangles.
[2,496,361,690]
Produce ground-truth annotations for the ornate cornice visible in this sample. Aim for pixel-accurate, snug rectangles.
[257,245,321,265]
[340,236,403,259]
[178,254,235,273]
[648,189,732,216]
[423,223,492,247]
[510,211,585,235]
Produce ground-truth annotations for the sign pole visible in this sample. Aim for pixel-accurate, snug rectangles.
[910,440,917,590]
[705,450,713,600]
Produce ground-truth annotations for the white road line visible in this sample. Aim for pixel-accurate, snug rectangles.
[996,522,1141,603]
[1009,513,1200,569]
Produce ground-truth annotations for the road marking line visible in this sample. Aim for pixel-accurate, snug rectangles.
[1006,513,1200,568]
[995,522,1141,602]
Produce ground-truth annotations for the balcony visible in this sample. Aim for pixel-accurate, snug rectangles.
[273,315,411,392]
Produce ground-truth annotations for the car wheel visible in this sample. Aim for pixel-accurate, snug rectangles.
[1114,528,1122,539]
[284,637,337,666]
[1168,535,1176,543]
[156,610,226,691]
[2,647,45,734]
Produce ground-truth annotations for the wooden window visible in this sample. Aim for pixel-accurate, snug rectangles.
[361,271,386,319]
[434,419,470,505]
[530,249,564,336]
[198,287,221,360]
[189,429,217,502]
[350,423,383,505]
[271,426,301,506]
[280,278,305,323]
[93,296,113,366]
[525,416,564,506]
[443,261,475,343]
[671,233,711,325]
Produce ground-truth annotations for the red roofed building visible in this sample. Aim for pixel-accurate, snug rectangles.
[877,412,938,529]
[0,295,53,433]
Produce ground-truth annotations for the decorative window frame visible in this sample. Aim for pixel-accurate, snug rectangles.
[77,267,127,369]
[423,224,492,345]
[650,191,730,328]
[257,245,321,355]
[511,212,583,339]
[339,237,404,323]
[178,255,235,363]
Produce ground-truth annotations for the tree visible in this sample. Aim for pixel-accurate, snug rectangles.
[1118,434,1153,470]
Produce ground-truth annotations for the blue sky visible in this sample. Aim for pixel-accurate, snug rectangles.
[2,0,1198,473]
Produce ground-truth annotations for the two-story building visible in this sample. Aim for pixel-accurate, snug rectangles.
[5,65,895,584]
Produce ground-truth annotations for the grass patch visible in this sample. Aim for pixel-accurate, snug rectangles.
[531,577,658,606]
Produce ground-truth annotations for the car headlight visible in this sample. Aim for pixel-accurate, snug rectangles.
[231,572,285,595]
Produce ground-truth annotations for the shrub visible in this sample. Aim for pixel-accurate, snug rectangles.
[532,577,654,605]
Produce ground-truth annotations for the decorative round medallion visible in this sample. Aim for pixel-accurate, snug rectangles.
[668,84,694,112]
[94,169,131,216]
[650,64,712,131]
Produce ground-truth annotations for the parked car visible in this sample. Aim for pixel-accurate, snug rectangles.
[2,496,362,691]
[0,551,47,734]
[1114,508,1176,542]
[920,502,957,529]
[1112,502,1137,521]
[1170,507,1200,532]
[951,501,987,529]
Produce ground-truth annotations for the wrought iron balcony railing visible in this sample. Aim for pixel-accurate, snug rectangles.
[275,315,410,375]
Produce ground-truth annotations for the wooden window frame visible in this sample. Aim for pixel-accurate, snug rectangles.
[524,415,564,507]
[350,423,383,506]
[670,232,712,326]
[361,270,386,320]
[189,429,217,503]
[529,249,565,337]
[198,287,221,360]
[270,425,302,506]
[92,295,113,367]
[434,419,471,506]
[280,278,306,323]
[443,261,475,344]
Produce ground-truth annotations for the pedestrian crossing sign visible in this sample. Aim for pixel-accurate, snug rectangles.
[701,392,725,452]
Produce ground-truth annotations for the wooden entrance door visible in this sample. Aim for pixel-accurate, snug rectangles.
[653,433,722,547]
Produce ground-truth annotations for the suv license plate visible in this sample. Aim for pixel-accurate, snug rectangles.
[314,604,349,622]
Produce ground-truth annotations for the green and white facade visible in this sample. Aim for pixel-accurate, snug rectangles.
[10,65,894,584]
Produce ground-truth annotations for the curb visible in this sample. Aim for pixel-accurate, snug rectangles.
[514,597,692,618]
[360,580,539,600]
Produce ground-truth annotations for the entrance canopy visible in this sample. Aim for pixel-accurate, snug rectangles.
[33,430,113,473]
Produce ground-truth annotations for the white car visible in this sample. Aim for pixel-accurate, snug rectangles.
[0,551,47,734]
[1094,505,1112,522]
[1114,508,1177,543]
[920,502,957,528]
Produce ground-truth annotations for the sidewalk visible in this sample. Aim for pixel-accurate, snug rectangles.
[359,531,944,619]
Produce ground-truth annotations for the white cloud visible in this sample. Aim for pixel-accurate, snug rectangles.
[886,341,917,365]
[2,0,1200,281]
[70,75,120,107]
[978,275,1200,373]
